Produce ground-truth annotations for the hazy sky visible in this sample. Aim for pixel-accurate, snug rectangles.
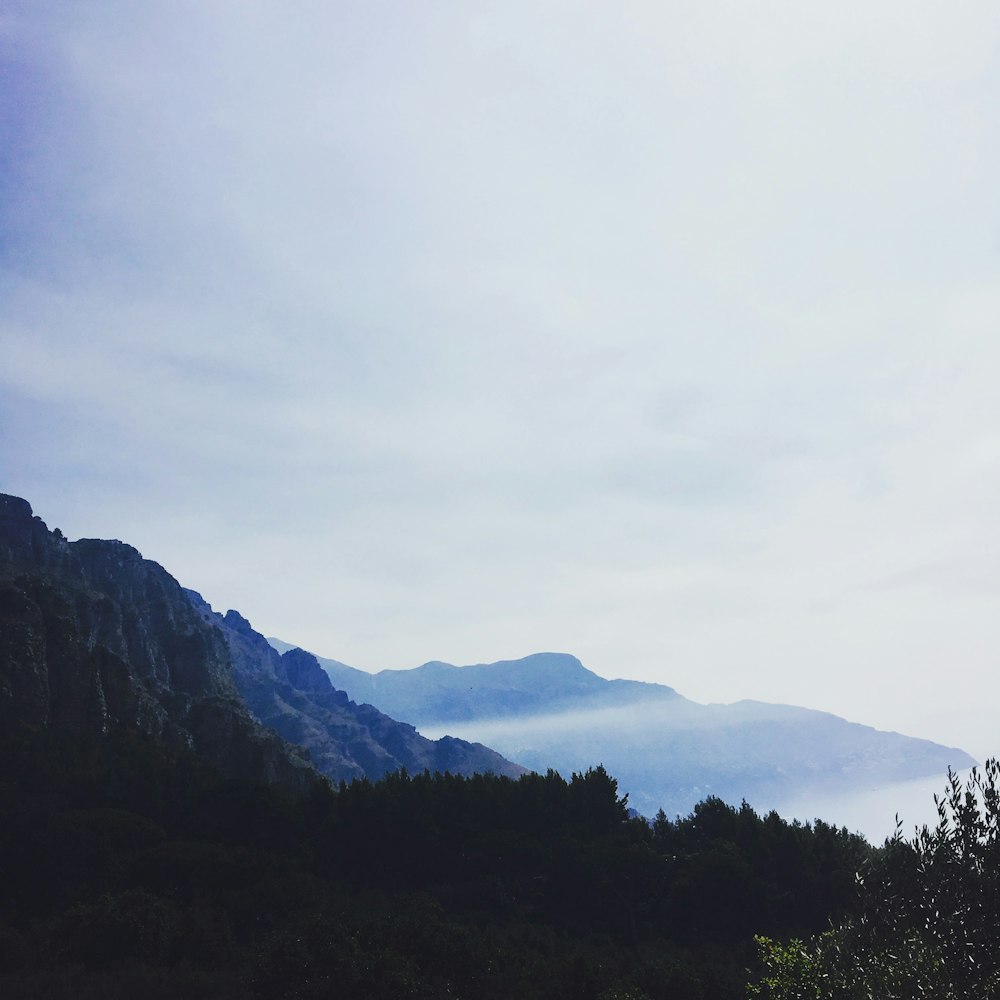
[3,2,999,758]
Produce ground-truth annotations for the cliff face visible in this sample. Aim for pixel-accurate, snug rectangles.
[0,494,523,790]
[0,495,316,791]
[188,594,525,783]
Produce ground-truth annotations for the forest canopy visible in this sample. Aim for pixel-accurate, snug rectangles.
[0,722,875,999]
[4,724,999,998]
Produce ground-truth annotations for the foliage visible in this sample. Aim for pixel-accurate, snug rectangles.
[749,760,1000,1000]
[0,724,871,999]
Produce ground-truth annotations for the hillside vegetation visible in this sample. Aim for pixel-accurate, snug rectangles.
[0,723,870,999]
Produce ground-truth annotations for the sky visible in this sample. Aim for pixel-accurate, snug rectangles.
[2,1,1000,760]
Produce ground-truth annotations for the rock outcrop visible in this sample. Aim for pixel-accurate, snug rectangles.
[0,494,523,791]
[188,592,524,783]
[0,494,316,791]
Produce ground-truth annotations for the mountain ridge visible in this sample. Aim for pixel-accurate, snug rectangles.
[267,637,975,818]
[0,494,523,791]
[192,591,523,782]
[0,493,316,791]
[267,644,681,725]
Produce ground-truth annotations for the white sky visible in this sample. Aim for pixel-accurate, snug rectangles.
[2,1,1000,758]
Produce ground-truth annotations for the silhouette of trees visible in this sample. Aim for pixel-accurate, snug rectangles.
[0,724,878,999]
[750,760,1000,999]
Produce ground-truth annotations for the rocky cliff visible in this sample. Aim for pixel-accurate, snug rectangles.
[0,494,523,789]
[190,593,524,783]
[0,494,316,790]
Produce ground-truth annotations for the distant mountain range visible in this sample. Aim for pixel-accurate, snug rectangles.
[265,642,680,722]
[192,595,521,783]
[268,643,977,819]
[0,489,974,824]
[0,494,523,790]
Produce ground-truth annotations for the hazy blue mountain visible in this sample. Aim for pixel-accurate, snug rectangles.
[268,640,976,819]
[192,598,525,784]
[425,696,976,819]
[265,646,679,723]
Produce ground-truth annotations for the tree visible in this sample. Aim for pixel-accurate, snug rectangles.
[749,759,1000,999]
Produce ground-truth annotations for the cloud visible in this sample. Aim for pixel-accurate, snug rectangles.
[2,1,1000,759]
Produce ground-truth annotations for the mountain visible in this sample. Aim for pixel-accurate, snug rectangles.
[0,494,522,789]
[267,648,679,724]
[269,642,976,818]
[0,493,315,791]
[194,595,523,783]
[427,695,977,819]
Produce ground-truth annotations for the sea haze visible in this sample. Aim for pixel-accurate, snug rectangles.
[779,768,979,844]
[416,702,974,833]
[269,641,975,835]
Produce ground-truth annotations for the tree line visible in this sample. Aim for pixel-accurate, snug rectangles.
[1,723,995,998]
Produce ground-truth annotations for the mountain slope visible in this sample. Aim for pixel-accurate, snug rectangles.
[0,494,315,791]
[0,494,523,789]
[197,596,524,782]
[270,647,679,724]
[424,695,976,818]
[269,640,976,818]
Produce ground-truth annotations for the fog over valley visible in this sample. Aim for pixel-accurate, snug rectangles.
[3,1,1000,769]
